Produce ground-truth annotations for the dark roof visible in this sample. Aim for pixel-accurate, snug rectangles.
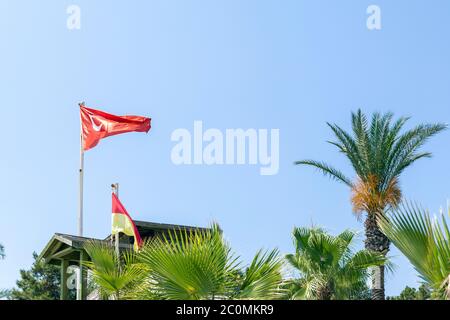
[38,233,101,265]
[54,233,100,247]
[39,221,209,265]
[135,220,209,232]
[103,220,210,241]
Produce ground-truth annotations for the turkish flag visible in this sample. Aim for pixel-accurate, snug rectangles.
[80,105,151,151]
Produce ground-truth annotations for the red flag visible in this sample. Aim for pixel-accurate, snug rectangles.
[112,193,143,251]
[80,105,151,151]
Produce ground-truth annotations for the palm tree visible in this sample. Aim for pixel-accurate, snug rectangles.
[295,110,446,299]
[0,244,4,260]
[379,202,450,299]
[83,240,144,300]
[285,227,389,300]
[85,225,283,300]
[134,224,283,300]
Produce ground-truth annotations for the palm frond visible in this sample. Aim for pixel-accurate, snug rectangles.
[351,109,372,175]
[137,226,236,300]
[378,201,450,299]
[286,227,385,300]
[385,123,447,183]
[237,249,284,300]
[295,160,353,187]
[326,122,368,178]
[83,240,143,300]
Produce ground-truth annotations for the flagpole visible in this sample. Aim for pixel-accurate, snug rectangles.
[112,183,120,259]
[76,102,85,301]
[78,102,85,237]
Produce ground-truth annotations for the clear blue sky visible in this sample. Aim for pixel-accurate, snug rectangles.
[1,0,450,296]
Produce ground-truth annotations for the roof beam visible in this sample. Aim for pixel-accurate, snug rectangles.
[48,247,75,261]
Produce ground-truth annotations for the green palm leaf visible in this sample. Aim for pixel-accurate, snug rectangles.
[135,224,282,300]
[237,249,283,300]
[378,202,450,299]
[294,160,353,187]
[136,225,236,300]
[286,227,388,300]
[83,240,143,300]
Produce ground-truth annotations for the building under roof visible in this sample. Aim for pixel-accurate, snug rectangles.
[38,220,209,300]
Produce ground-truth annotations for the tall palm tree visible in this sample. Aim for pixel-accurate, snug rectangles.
[285,227,389,300]
[295,110,446,299]
[83,240,144,300]
[379,202,450,300]
[134,224,283,300]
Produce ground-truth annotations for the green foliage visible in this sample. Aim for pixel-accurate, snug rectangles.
[237,249,284,300]
[285,227,390,300]
[86,224,283,300]
[0,244,9,299]
[136,224,283,300]
[137,225,238,300]
[379,202,450,299]
[416,283,433,300]
[83,240,144,300]
[296,109,446,214]
[387,284,431,300]
[295,110,446,299]
[0,243,4,259]
[9,252,74,300]
[0,289,11,299]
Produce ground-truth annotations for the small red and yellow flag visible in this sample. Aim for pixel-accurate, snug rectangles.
[112,193,143,251]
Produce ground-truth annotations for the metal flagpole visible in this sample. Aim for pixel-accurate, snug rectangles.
[77,102,86,300]
[112,183,120,259]
[78,102,85,237]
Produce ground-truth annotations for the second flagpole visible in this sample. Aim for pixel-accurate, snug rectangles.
[112,183,120,259]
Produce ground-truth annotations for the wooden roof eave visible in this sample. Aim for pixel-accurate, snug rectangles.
[38,233,134,265]
[38,234,62,263]
[38,233,91,264]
